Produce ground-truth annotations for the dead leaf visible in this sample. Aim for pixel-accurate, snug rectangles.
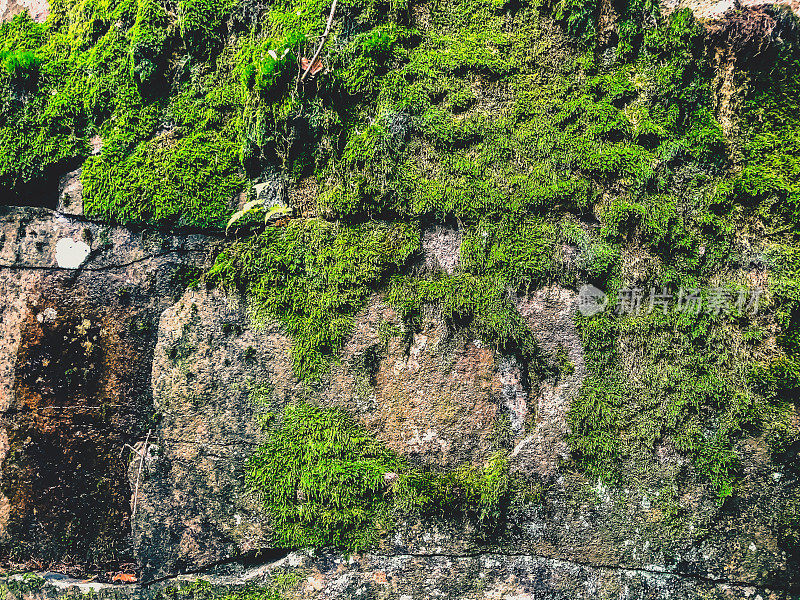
[112,573,137,584]
[300,57,324,76]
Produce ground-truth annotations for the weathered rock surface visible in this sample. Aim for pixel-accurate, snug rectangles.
[130,288,295,578]
[55,169,84,217]
[663,0,800,19]
[0,206,220,568]
[8,550,797,600]
[127,283,798,597]
[0,0,47,23]
[0,206,793,595]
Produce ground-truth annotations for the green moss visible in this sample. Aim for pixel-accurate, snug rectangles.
[460,216,558,292]
[247,401,514,550]
[129,0,170,89]
[0,573,46,598]
[2,0,798,517]
[208,219,419,379]
[0,0,250,225]
[159,578,296,600]
[387,273,542,362]
[84,125,246,227]
[552,0,600,41]
[179,0,235,58]
[394,451,512,535]
[80,36,249,226]
[568,301,795,500]
[0,49,40,83]
[0,11,94,201]
[247,401,403,550]
[229,0,798,506]
[735,26,800,227]
[336,23,412,97]
[239,32,306,98]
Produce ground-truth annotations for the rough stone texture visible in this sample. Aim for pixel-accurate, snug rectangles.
[326,299,510,469]
[130,288,297,579]
[1,3,799,596]
[55,169,83,217]
[0,207,795,594]
[133,292,523,578]
[662,0,800,19]
[126,281,799,596]
[9,551,796,600]
[0,206,220,568]
[511,287,585,479]
[272,551,794,600]
[0,0,48,23]
[417,225,461,276]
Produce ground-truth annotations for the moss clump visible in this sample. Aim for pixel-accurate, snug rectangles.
[247,401,402,549]
[387,274,542,363]
[0,573,46,599]
[247,401,514,550]
[80,37,249,227]
[0,48,40,84]
[0,0,250,226]
[239,31,305,98]
[208,219,419,380]
[159,578,297,600]
[129,0,170,89]
[394,451,512,536]
[568,305,787,499]
[179,0,235,59]
[83,125,246,227]
[0,12,91,203]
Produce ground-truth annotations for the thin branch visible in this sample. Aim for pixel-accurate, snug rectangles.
[131,429,151,522]
[301,0,338,83]
[121,443,143,458]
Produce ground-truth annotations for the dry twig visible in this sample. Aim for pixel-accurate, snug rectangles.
[131,429,151,521]
[301,0,338,83]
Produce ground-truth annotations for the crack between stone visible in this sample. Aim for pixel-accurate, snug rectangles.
[139,550,292,587]
[133,548,797,593]
[48,211,229,239]
[0,248,207,273]
[367,550,793,591]
[157,435,260,447]
[2,206,229,239]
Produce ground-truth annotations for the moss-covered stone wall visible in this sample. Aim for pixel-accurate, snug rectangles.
[1,0,799,591]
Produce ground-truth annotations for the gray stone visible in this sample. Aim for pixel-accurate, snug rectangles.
[55,168,83,217]
[130,288,297,579]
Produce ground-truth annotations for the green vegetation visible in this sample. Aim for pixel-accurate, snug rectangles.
[568,305,794,499]
[394,451,512,536]
[387,274,544,365]
[247,401,514,550]
[129,0,170,88]
[179,0,235,59]
[558,4,800,500]
[159,578,299,600]
[0,573,46,599]
[207,219,419,379]
[247,401,403,549]
[0,48,40,83]
[1,0,799,556]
